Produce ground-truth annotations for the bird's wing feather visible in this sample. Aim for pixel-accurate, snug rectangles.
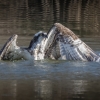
[54,23,100,61]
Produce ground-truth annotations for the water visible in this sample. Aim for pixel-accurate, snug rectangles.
[0,0,100,36]
[0,37,100,100]
[0,0,100,99]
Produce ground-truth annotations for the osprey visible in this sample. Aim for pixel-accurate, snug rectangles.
[0,31,47,60]
[0,23,100,62]
[31,23,100,62]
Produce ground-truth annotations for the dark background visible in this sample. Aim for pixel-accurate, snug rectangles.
[0,0,100,36]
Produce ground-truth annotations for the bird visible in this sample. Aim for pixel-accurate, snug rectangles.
[0,23,100,62]
[43,23,100,62]
[0,31,47,61]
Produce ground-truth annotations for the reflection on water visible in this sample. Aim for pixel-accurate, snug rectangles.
[1,79,100,100]
[0,37,100,100]
[0,61,100,100]
[34,80,52,99]
[71,80,87,94]
[0,0,100,99]
[0,0,100,36]
[0,80,17,100]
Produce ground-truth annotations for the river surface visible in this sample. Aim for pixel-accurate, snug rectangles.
[0,36,100,100]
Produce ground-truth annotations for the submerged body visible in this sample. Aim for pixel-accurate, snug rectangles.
[0,23,100,62]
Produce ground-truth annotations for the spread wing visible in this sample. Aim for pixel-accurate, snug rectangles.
[58,34,99,61]
[46,23,100,62]
[0,34,18,60]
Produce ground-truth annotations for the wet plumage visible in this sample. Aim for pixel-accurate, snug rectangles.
[0,23,100,62]
[43,23,100,62]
